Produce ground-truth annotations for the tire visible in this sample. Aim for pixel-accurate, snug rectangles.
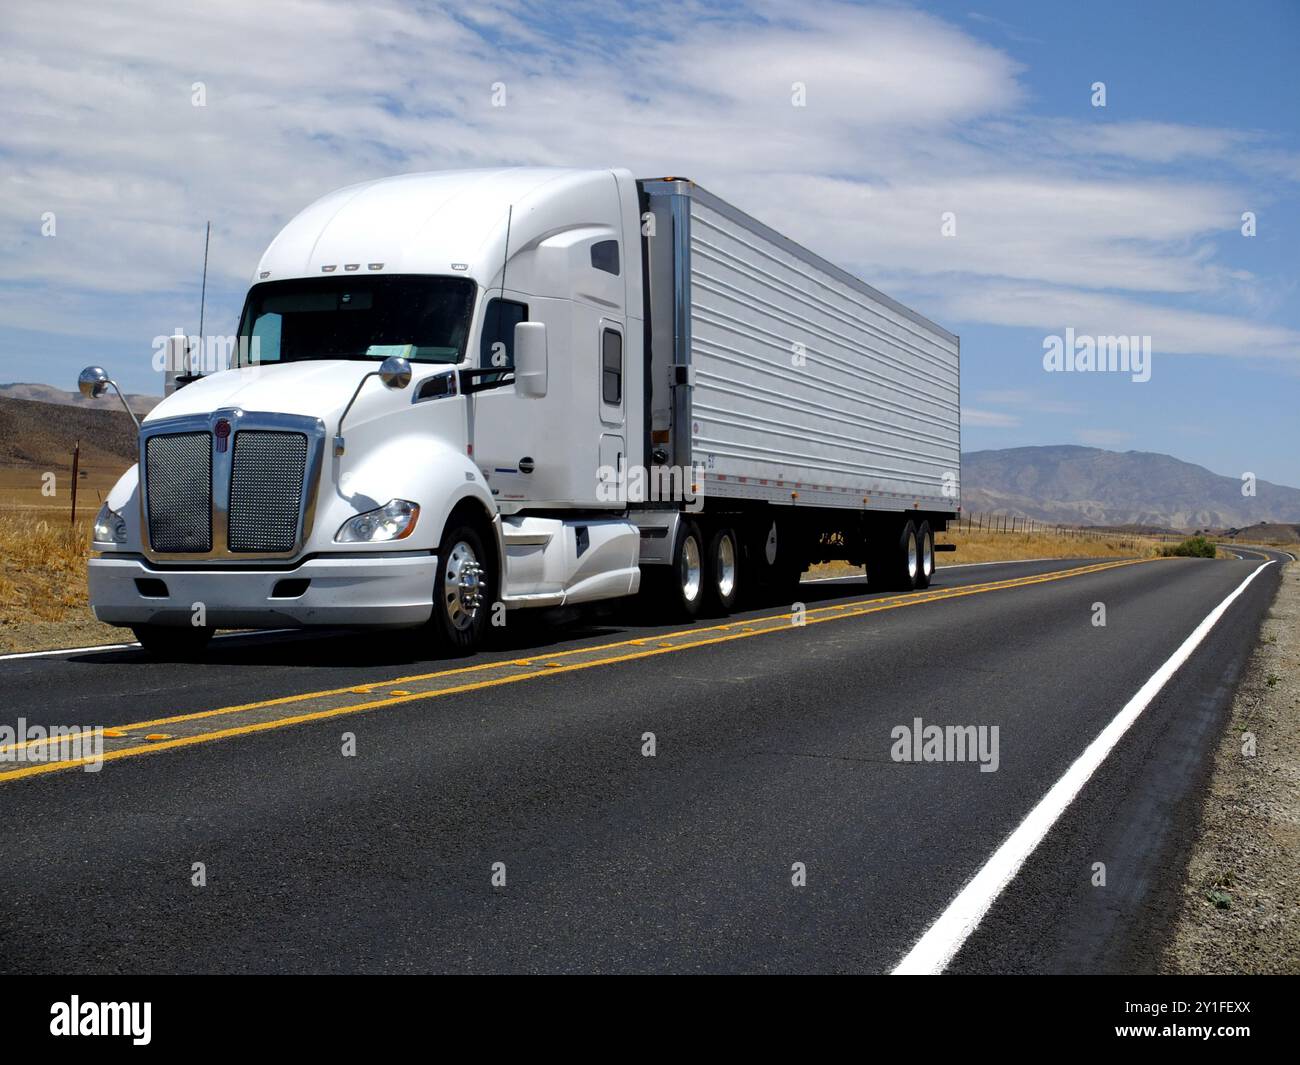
[649,518,704,620]
[915,521,934,590]
[431,517,495,654]
[704,525,741,615]
[131,624,214,660]
[869,519,919,592]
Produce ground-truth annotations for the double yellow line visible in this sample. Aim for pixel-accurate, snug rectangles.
[0,556,1156,784]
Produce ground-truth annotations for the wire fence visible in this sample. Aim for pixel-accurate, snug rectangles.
[947,512,1185,550]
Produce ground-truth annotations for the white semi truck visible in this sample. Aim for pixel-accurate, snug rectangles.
[82,168,960,657]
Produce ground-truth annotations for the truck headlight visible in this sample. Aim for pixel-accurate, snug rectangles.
[92,503,128,545]
[335,499,420,543]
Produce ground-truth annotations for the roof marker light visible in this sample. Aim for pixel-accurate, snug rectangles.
[367,263,384,270]
[321,264,337,272]
[344,263,359,271]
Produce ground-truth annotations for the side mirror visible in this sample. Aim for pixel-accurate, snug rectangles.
[77,366,140,429]
[514,321,547,398]
[378,356,412,390]
[78,366,110,399]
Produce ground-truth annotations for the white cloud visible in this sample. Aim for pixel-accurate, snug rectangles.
[962,407,1020,428]
[0,0,1295,381]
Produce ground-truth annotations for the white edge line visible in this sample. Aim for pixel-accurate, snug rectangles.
[890,558,1277,976]
[0,628,302,663]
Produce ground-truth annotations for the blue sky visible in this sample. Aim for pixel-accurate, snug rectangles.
[3,0,1297,485]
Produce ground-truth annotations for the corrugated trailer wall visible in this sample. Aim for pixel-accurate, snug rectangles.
[686,187,960,514]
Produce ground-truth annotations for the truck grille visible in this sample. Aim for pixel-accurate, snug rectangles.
[228,431,309,553]
[143,422,313,556]
[145,432,213,553]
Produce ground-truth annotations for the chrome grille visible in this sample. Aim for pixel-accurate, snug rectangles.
[228,431,308,553]
[145,432,213,552]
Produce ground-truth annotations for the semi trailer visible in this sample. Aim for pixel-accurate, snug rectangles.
[82,167,960,657]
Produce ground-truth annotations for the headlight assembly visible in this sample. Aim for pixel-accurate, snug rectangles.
[335,499,420,543]
[92,503,128,545]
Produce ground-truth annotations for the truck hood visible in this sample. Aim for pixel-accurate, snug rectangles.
[143,361,416,426]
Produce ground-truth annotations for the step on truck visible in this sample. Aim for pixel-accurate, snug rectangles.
[82,168,960,658]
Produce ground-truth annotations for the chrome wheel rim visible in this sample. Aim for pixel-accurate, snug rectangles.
[921,532,933,577]
[906,531,918,581]
[444,540,484,631]
[716,533,737,600]
[681,535,702,603]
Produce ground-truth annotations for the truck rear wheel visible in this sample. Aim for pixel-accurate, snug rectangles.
[705,525,740,615]
[647,518,704,620]
[131,624,214,660]
[432,518,495,654]
[869,519,920,592]
[915,521,935,589]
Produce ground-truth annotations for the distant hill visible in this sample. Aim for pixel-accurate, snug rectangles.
[0,396,139,473]
[963,445,1300,530]
[0,382,160,417]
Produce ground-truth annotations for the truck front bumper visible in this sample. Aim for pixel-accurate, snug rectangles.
[88,553,437,629]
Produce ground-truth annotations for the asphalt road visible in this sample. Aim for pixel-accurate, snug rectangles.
[0,549,1286,973]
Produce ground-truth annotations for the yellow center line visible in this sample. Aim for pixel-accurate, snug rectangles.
[0,556,1160,781]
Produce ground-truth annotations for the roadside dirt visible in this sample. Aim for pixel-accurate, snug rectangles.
[1163,560,1300,974]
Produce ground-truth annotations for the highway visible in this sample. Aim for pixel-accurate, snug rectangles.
[0,550,1286,974]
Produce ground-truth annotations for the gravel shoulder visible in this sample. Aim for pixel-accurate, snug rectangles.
[1163,558,1300,974]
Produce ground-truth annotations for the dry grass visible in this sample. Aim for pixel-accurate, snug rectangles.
[808,526,1162,580]
[934,527,1161,564]
[0,513,124,653]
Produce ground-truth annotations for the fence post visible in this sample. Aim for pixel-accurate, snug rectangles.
[70,442,80,527]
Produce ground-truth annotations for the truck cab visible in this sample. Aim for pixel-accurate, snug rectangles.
[86,168,647,656]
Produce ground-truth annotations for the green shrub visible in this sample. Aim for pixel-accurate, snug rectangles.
[1161,535,1217,558]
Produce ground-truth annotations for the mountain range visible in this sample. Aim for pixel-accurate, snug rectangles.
[961,445,1300,530]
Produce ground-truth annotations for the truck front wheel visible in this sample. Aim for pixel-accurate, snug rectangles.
[432,519,495,655]
[131,624,214,660]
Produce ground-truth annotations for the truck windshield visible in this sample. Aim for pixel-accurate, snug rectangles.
[236,275,475,366]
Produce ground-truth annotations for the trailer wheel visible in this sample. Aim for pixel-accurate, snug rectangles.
[649,518,704,619]
[915,521,935,589]
[869,519,919,591]
[705,525,740,614]
[431,517,495,654]
[131,624,214,660]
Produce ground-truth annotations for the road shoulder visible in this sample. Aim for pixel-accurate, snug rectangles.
[1164,559,1300,974]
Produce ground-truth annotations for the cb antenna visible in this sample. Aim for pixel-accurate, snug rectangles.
[499,206,512,300]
